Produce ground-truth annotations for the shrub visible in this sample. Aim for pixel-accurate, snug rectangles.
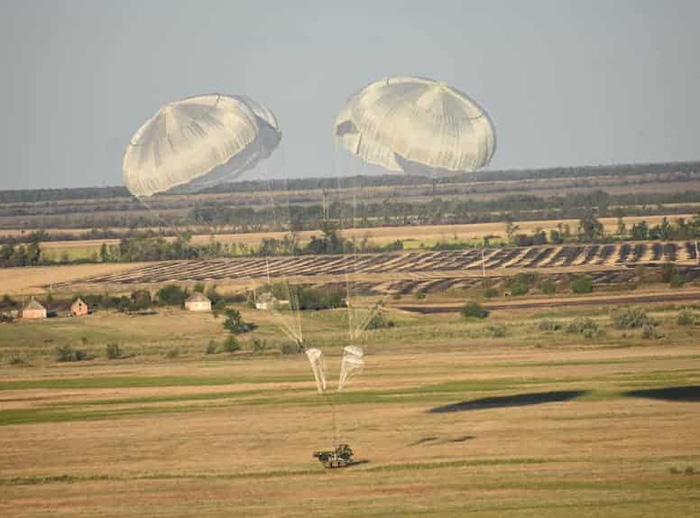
[414,292,426,300]
[222,336,240,353]
[8,355,25,366]
[365,310,395,330]
[486,324,507,338]
[509,281,529,296]
[677,308,695,326]
[642,324,662,339]
[164,347,180,359]
[252,338,268,353]
[566,317,600,338]
[56,345,76,362]
[280,343,299,355]
[205,340,218,354]
[212,300,227,318]
[460,301,489,319]
[669,274,685,288]
[156,285,189,306]
[483,287,498,299]
[223,309,248,334]
[129,290,152,311]
[56,345,89,362]
[540,280,556,295]
[105,343,122,360]
[612,307,655,329]
[537,319,562,332]
[570,274,593,294]
[661,263,677,283]
[391,293,402,300]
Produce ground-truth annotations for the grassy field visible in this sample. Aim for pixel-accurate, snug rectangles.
[0,300,699,516]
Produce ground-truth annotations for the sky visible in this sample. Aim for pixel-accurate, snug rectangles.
[1,0,699,191]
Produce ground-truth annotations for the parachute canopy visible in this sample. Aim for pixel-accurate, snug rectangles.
[123,94,281,198]
[306,347,328,394]
[338,346,364,391]
[334,76,495,177]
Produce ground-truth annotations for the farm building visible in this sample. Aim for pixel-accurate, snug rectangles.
[185,292,211,312]
[255,292,289,310]
[71,298,89,317]
[21,298,47,320]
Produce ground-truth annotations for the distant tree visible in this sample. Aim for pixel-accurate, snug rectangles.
[223,308,248,334]
[156,285,188,306]
[577,211,604,242]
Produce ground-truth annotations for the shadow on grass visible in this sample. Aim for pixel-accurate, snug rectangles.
[428,390,588,414]
[346,460,371,468]
[624,386,700,402]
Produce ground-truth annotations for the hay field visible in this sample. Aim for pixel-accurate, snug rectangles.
[0,263,149,295]
[0,304,699,517]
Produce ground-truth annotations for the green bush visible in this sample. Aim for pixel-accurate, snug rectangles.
[570,275,593,294]
[677,308,695,326]
[509,281,529,296]
[56,345,89,362]
[280,343,299,355]
[391,293,402,300]
[204,340,218,354]
[105,343,122,360]
[8,355,26,366]
[486,324,507,338]
[414,292,426,300]
[537,319,562,332]
[642,324,662,339]
[661,263,677,283]
[483,287,498,299]
[669,274,685,288]
[164,347,180,359]
[612,307,655,329]
[222,336,240,353]
[223,309,248,334]
[460,301,489,319]
[540,280,556,295]
[566,317,600,338]
[365,310,395,330]
[156,285,189,306]
[252,338,268,353]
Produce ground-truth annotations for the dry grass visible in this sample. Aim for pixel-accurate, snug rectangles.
[0,307,698,517]
[0,263,149,295]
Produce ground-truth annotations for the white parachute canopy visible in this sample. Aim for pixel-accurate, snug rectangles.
[338,346,364,391]
[305,347,328,394]
[334,76,495,177]
[123,94,281,198]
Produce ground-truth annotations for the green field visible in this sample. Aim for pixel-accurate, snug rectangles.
[1,302,699,517]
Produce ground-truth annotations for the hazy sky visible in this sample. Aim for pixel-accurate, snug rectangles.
[1,0,699,190]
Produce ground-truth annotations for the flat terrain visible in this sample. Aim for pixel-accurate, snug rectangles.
[0,302,699,517]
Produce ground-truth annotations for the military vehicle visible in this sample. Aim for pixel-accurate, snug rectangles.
[312,444,354,468]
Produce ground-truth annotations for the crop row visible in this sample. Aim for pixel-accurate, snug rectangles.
[55,241,699,289]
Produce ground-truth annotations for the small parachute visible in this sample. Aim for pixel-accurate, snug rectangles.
[123,93,281,198]
[338,346,364,391]
[334,76,496,177]
[305,347,328,394]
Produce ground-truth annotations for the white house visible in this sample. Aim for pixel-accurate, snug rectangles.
[185,292,211,312]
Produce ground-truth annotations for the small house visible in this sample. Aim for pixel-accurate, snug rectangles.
[71,298,89,317]
[21,298,47,320]
[255,292,289,311]
[185,292,211,312]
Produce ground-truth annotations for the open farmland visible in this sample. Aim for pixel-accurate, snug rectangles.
[0,302,698,517]
[49,241,700,294]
